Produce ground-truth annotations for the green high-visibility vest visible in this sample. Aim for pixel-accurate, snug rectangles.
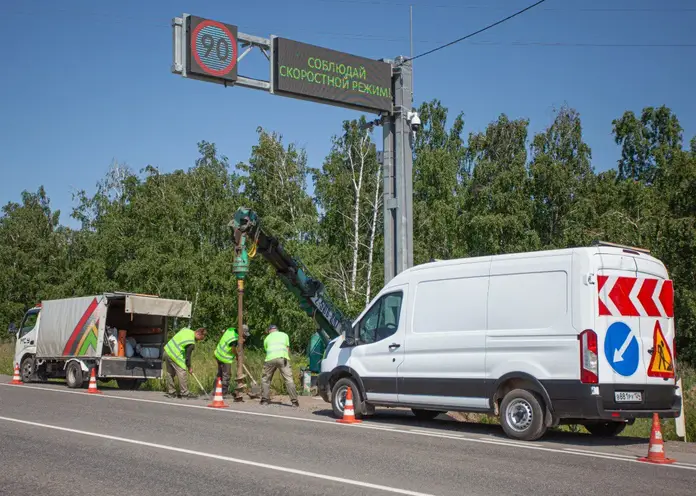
[165,327,196,369]
[214,327,238,364]
[264,331,290,361]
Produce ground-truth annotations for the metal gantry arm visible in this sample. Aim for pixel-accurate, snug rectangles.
[229,208,352,345]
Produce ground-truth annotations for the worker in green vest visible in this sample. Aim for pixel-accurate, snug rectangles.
[261,324,299,407]
[214,324,250,395]
[163,327,206,399]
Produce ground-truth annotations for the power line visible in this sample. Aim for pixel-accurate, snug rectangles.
[406,0,548,62]
[311,0,696,12]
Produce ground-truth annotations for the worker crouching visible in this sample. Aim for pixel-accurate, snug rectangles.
[261,324,299,407]
[163,327,206,399]
[214,324,250,395]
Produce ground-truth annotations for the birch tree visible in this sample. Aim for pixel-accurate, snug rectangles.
[314,117,381,312]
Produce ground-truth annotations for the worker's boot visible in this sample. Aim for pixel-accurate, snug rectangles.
[291,400,300,408]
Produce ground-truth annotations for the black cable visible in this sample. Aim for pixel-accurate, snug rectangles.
[405,0,548,63]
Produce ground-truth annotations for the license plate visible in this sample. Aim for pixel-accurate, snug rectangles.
[615,391,642,402]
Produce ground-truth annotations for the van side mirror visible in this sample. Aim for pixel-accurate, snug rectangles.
[8,323,17,334]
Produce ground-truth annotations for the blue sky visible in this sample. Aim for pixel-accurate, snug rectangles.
[0,0,693,227]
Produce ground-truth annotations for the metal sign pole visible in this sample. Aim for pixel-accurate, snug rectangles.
[383,57,414,283]
[382,104,396,284]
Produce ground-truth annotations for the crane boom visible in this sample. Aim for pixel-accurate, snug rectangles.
[230,207,352,346]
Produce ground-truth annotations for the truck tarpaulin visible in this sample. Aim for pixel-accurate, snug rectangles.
[36,296,105,358]
[124,295,192,318]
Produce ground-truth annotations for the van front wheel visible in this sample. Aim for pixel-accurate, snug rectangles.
[331,377,364,419]
[500,389,547,441]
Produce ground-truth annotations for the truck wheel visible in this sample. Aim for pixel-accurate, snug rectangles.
[65,361,84,389]
[116,379,141,390]
[20,355,35,383]
[500,388,547,441]
[331,377,364,419]
[584,422,626,437]
[412,409,444,421]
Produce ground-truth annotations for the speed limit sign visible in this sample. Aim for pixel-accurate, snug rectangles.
[187,16,238,82]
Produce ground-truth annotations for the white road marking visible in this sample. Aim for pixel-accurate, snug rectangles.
[0,415,436,496]
[3,383,695,471]
[410,429,466,438]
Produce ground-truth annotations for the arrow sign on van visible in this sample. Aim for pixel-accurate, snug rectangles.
[604,321,640,376]
[613,328,637,362]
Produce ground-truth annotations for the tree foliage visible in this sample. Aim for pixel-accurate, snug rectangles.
[2,102,696,365]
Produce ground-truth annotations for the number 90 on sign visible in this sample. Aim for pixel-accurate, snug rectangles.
[187,16,238,82]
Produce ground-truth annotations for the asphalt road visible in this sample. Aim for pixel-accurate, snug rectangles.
[1,380,694,496]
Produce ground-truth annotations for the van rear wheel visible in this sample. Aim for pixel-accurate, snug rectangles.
[500,388,547,441]
[584,421,626,437]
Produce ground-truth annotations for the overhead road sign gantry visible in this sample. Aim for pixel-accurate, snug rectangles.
[171,13,413,284]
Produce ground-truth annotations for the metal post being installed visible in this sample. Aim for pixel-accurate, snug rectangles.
[232,232,250,402]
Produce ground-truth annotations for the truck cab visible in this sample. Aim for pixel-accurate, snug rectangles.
[9,304,41,382]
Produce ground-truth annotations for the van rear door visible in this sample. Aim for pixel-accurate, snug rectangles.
[594,251,643,387]
[632,256,676,387]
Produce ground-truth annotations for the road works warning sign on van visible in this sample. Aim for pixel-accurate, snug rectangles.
[647,321,674,378]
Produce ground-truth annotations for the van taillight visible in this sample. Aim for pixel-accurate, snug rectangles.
[579,329,599,384]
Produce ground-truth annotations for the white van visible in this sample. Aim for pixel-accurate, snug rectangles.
[318,243,682,440]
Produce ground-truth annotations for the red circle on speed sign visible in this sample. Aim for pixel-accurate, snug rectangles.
[191,19,237,77]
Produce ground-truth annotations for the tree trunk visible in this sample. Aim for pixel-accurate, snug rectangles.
[348,141,366,293]
[365,164,382,305]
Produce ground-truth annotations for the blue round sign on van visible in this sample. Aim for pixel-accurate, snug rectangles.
[604,321,640,376]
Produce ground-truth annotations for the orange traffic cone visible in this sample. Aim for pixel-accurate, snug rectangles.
[10,363,22,385]
[336,386,361,424]
[86,368,102,395]
[208,377,229,408]
[638,413,675,464]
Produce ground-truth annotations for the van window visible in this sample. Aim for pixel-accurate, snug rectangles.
[413,276,488,333]
[358,292,403,344]
[488,271,568,330]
